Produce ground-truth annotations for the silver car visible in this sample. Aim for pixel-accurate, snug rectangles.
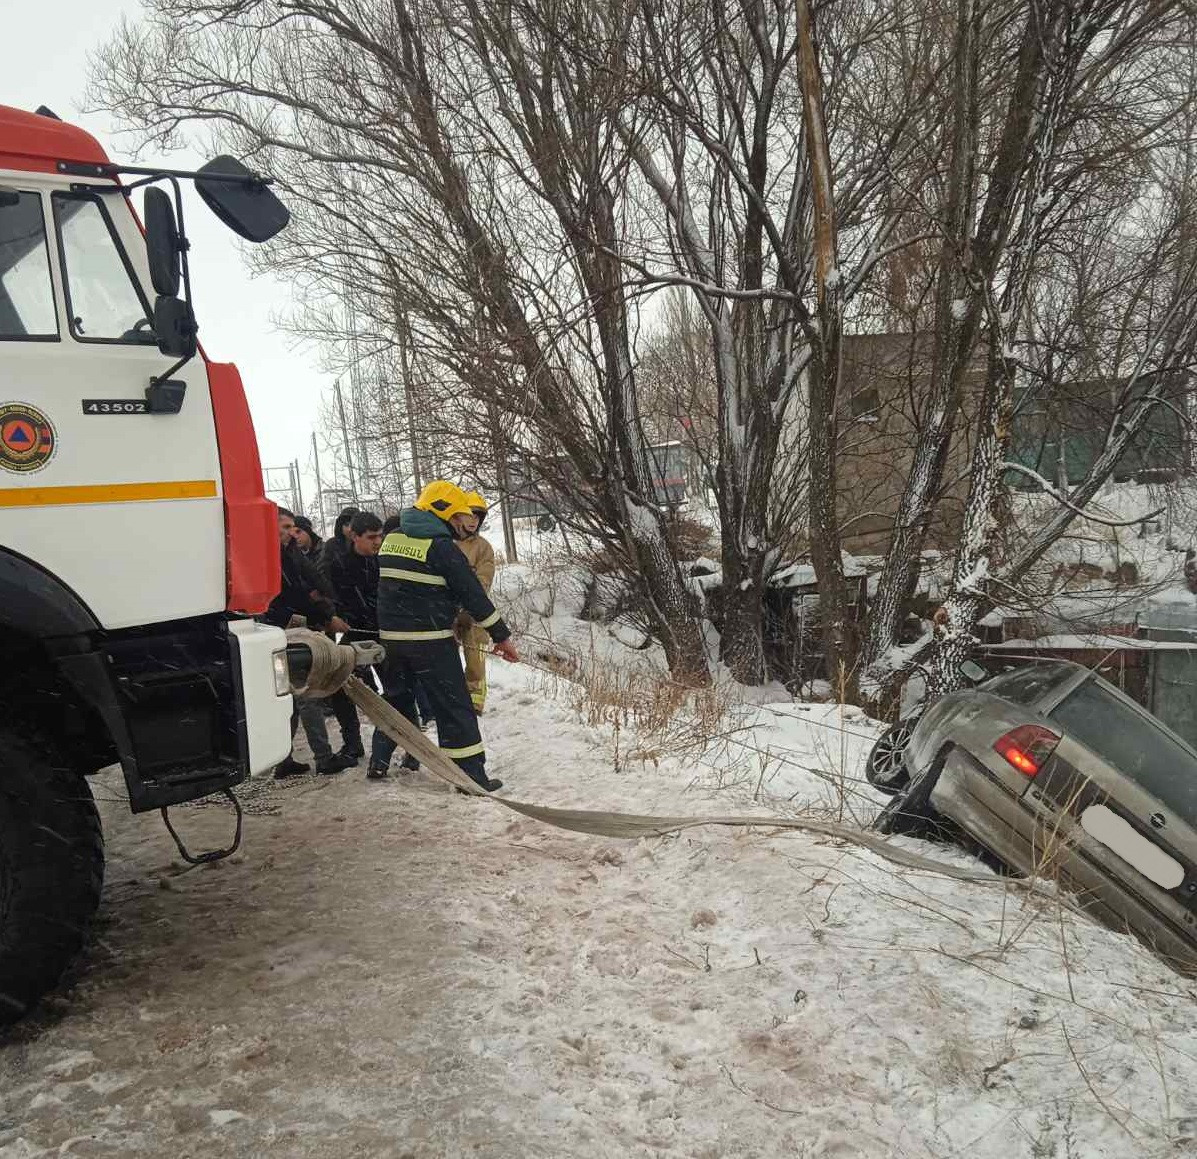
[874,659,1197,971]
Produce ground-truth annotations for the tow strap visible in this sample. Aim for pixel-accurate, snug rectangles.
[289,631,1057,894]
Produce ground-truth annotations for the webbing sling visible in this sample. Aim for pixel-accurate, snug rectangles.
[289,630,1078,901]
[345,677,1080,896]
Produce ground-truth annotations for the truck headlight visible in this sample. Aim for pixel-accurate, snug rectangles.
[272,650,291,696]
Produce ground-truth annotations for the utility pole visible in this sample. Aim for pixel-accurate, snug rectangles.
[487,400,518,563]
[311,430,324,533]
[380,377,407,510]
[396,313,423,494]
[334,378,360,503]
[346,300,377,508]
[292,458,304,516]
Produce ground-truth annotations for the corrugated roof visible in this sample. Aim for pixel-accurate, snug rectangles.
[987,634,1197,652]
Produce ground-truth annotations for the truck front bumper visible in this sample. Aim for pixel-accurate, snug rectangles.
[227,619,293,775]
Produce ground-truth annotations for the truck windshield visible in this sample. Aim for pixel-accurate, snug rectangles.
[51,191,154,344]
[0,191,57,340]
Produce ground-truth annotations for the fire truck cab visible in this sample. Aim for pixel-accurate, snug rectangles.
[0,104,294,1023]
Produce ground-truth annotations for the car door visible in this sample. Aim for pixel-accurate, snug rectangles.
[0,174,224,630]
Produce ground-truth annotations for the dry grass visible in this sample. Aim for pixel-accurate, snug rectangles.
[525,632,739,767]
[497,551,739,765]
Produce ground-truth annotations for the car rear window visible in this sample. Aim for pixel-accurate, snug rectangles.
[982,662,1070,706]
[1050,678,1197,819]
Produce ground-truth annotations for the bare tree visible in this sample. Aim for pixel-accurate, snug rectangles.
[858,0,1197,702]
[617,0,944,684]
[91,0,1197,706]
[91,0,713,683]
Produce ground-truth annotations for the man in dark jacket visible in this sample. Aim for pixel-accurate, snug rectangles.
[292,514,323,558]
[367,481,519,790]
[319,505,359,584]
[263,509,349,633]
[325,511,382,633]
[321,511,384,764]
[265,509,357,777]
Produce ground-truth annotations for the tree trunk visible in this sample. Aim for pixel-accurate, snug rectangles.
[713,292,771,684]
[925,345,1012,697]
[861,0,981,702]
[797,0,855,697]
[628,511,710,686]
[587,193,712,686]
[717,521,768,684]
[806,340,855,693]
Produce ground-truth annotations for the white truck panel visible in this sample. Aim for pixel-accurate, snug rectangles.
[3,500,227,628]
[0,172,226,628]
[227,619,293,773]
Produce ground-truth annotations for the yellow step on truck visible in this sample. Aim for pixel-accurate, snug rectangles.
[0,104,295,1023]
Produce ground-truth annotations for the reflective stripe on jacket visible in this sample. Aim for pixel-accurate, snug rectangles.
[376,507,510,644]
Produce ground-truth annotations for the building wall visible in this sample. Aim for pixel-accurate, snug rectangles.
[833,344,1191,555]
[835,333,982,555]
[1007,372,1191,488]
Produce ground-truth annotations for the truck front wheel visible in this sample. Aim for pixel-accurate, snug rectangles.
[0,731,104,1025]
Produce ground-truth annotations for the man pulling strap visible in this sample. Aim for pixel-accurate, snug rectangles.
[367,480,519,790]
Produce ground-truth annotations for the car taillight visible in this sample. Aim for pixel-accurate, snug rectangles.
[993,724,1061,777]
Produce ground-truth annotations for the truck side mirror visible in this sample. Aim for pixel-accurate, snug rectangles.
[195,155,290,243]
[153,295,197,360]
[143,187,181,297]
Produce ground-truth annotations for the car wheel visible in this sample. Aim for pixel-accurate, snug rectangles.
[873,748,947,839]
[865,716,920,795]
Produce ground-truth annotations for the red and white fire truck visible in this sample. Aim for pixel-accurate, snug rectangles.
[0,104,295,1022]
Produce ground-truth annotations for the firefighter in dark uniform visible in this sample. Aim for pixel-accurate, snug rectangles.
[367,480,519,789]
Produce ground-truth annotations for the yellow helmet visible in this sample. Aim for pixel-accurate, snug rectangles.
[463,490,489,513]
[414,480,473,522]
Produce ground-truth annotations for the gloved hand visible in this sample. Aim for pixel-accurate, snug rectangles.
[492,638,520,663]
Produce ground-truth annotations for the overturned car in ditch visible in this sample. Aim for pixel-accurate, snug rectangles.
[872,659,1197,972]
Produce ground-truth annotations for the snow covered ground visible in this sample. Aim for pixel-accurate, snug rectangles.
[4,587,1197,1156]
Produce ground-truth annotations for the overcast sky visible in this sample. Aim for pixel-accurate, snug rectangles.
[3,0,330,491]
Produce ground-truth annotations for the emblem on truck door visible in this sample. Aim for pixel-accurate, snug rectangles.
[0,403,56,475]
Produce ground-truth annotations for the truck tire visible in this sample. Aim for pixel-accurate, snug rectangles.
[0,731,104,1025]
